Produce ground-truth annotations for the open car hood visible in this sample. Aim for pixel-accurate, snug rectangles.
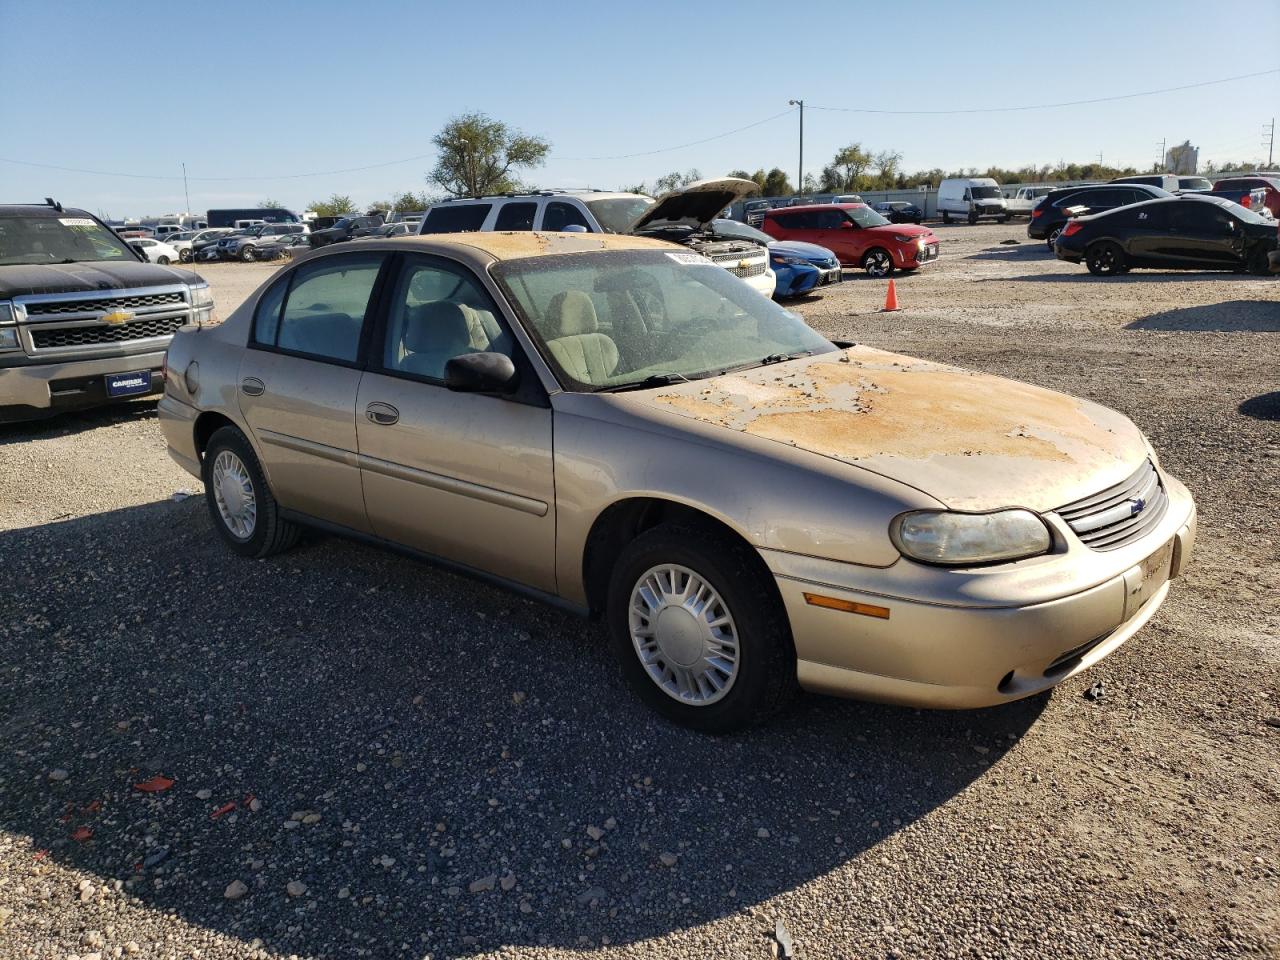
[628,345,1148,513]
[629,178,761,233]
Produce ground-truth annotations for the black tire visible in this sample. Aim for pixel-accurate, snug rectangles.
[156,255,171,265]
[202,425,300,559]
[998,215,1010,224]
[1085,240,1126,276]
[179,249,193,263]
[240,246,256,262]
[1046,226,1063,251]
[967,209,979,225]
[1248,246,1271,276]
[605,523,797,733]
[942,211,952,224]
[862,247,895,277]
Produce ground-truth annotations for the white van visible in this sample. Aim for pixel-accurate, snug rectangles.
[938,177,1009,224]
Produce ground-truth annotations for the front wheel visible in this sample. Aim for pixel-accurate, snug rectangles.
[942,211,952,224]
[1248,246,1271,276]
[967,209,979,225]
[240,246,256,262]
[998,215,1010,223]
[202,426,300,558]
[862,248,895,277]
[606,524,796,733]
[179,249,193,263]
[1085,240,1126,276]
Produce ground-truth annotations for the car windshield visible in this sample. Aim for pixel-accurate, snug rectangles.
[583,196,656,234]
[846,205,890,228]
[492,249,836,391]
[1223,200,1271,225]
[0,215,137,265]
[332,218,353,229]
[710,219,773,246]
[971,186,1002,199]
[1179,178,1212,191]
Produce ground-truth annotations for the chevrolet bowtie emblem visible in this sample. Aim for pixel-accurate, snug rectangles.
[102,309,134,325]
[738,260,751,270]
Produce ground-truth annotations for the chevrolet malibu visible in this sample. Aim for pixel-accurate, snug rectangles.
[159,232,1196,732]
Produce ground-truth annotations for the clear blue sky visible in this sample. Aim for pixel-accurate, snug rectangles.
[1,0,1276,218]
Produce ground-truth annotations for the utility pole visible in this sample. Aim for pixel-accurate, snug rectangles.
[788,99,804,195]
[181,162,191,219]
[1156,138,1166,172]
[1264,118,1275,168]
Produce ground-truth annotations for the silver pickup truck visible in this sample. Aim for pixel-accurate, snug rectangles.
[0,200,214,422]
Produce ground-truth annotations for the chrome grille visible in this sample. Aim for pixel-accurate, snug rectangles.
[729,262,767,278]
[30,316,188,349]
[1055,459,1169,551]
[23,291,185,316]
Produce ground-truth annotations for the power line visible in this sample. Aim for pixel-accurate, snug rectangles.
[1,69,1274,184]
[808,68,1279,115]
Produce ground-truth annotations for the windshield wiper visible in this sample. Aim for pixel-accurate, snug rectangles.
[596,372,691,393]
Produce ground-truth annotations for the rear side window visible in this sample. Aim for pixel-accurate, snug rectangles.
[493,202,537,231]
[541,201,591,232]
[420,204,491,233]
[254,253,385,363]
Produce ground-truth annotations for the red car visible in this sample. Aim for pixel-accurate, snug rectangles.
[1211,174,1280,219]
[760,203,939,276]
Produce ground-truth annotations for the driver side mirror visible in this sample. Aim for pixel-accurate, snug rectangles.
[839,220,855,229]
[445,352,519,395]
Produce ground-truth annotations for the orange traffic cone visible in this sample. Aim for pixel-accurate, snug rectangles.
[881,279,900,312]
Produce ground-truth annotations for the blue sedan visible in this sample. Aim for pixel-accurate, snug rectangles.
[712,219,842,298]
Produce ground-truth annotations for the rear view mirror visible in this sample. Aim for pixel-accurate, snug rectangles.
[445,352,519,395]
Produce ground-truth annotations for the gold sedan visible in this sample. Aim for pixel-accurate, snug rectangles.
[159,232,1196,732]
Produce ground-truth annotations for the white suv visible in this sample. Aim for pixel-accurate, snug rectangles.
[417,178,774,296]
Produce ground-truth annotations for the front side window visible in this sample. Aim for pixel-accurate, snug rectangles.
[420,204,491,233]
[541,201,591,232]
[380,257,513,381]
[843,206,889,228]
[494,202,537,231]
[582,196,655,234]
[492,250,835,391]
[254,253,384,363]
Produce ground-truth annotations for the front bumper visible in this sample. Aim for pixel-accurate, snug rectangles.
[900,240,940,269]
[768,476,1197,709]
[0,350,166,420]
[742,268,776,297]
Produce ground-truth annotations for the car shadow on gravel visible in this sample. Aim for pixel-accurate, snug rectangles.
[1125,300,1280,332]
[990,270,1275,284]
[1239,392,1280,420]
[0,499,1047,957]
[0,399,159,446]
[965,243,1051,261]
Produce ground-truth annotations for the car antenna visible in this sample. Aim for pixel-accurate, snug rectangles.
[45,197,63,213]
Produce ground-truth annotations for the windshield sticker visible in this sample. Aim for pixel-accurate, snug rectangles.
[665,251,713,266]
[59,218,97,227]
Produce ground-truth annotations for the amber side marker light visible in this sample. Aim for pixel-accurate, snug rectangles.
[802,593,891,619]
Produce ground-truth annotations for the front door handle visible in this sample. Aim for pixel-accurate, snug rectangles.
[240,377,265,397]
[365,402,399,426]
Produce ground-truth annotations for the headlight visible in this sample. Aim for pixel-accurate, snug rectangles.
[890,509,1052,565]
[770,254,808,266]
[893,235,919,245]
[0,301,14,324]
[189,283,216,325]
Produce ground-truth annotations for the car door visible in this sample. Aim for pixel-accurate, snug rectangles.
[237,250,390,534]
[1169,204,1246,266]
[354,253,556,592]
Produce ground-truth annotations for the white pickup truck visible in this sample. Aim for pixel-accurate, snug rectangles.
[1004,186,1054,218]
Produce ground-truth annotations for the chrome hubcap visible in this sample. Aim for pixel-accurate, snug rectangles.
[866,253,890,276]
[628,564,739,706]
[211,450,256,539]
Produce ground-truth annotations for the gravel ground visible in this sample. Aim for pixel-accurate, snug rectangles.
[1,224,1277,959]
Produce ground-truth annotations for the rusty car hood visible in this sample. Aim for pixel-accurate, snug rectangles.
[631,345,1148,512]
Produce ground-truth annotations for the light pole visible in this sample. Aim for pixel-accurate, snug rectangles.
[788,99,804,196]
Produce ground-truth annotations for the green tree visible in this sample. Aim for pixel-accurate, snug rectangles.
[651,168,702,195]
[820,143,874,192]
[761,167,793,196]
[430,112,549,197]
[257,198,285,209]
[307,194,357,217]
[391,190,433,212]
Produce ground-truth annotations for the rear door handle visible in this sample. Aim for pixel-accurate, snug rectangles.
[365,402,399,426]
[240,377,265,397]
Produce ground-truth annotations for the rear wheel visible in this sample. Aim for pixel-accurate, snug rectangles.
[179,249,193,263]
[942,211,952,224]
[998,214,1010,223]
[156,255,171,265]
[862,248,894,277]
[606,524,797,733]
[202,426,300,558]
[1046,226,1063,251]
[1086,240,1126,276]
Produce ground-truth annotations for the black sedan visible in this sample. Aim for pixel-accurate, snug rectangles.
[872,201,924,224]
[1055,195,1278,276]
[1029,184,1170,250]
